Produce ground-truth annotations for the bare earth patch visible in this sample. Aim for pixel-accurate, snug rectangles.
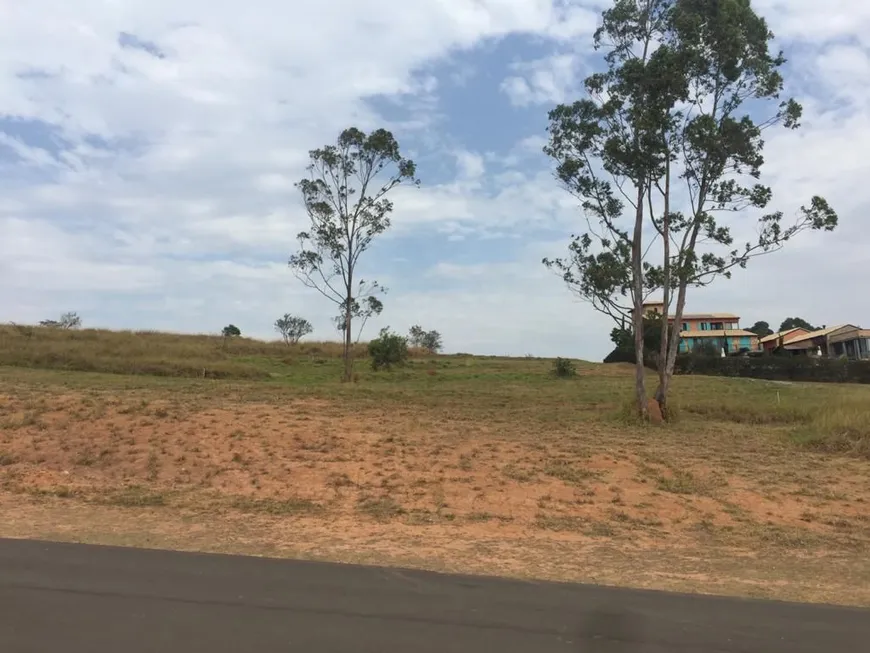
[2,387,869,606]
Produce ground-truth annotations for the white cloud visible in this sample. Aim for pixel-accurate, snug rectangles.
[456,150,485,179]
[753,0,870,45]
[501,53,585,106]
[0,0,869,360]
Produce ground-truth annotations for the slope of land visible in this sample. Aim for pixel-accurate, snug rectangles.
[0,326,869,606]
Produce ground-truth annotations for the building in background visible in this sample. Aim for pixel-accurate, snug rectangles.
[635,303,868,360]
[829,326,870,359]
[636,302,760,355]
[783,324,869,359]
[759,327,809,353]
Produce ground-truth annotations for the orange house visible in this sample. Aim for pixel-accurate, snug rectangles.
[636,302,760,354]
[759,327,809,353]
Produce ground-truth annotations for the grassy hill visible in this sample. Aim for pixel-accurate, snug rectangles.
[0,323,868,457]
[1,324,869,605]
[0,324,368,380]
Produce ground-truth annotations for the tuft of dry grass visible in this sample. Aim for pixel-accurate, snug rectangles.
[656,470,708,495]
[789,399,870,458]
[674,378,870,458]
[357,496,405,520]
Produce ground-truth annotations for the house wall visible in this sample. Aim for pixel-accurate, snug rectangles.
[761,328,809,352]
[785,337,827,356]
[831,337,870,360]
[677,334,758,354]
[679,319,740,331]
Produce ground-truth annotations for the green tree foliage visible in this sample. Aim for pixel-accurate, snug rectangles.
[368,327,409,371]
[221,324,241,338]
[649,0,837,418]
[408,325,443,353]
[274,314,313,345]
[610,315,664,352]
[779,317,819,333]
[747,321,774,338]
[544,0,838,420]
[543,0,678,418]
[289,127,419,381]
[607,314,665,360]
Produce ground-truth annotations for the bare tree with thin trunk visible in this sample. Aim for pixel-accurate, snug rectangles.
[289,127,419,381]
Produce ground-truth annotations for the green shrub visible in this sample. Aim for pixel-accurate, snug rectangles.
[368,327,409,371]
[551,357,577,378]
[602,346,658,370]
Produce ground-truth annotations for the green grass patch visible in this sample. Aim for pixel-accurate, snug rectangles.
[356,496,405,520]
[230,496,324,515]
[101,486,169,507]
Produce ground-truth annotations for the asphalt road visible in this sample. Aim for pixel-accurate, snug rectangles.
[1,538,867,652]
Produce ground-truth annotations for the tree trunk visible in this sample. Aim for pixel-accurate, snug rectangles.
[654,160,672,418]
[655,191,706,414]
[630,10,654,421]
[342,297,353,382]
[656,281,688,414]
[632,184,648,420]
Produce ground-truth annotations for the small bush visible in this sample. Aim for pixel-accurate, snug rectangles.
[368,327,409,371]
[552,357,577,378]
[275,314,313,345]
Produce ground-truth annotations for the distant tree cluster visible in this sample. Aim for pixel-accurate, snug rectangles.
[408,325,443,354]
[746,321,774,338]
[746,317,820,339]
[40,312,81,330]
[779,317,820,333]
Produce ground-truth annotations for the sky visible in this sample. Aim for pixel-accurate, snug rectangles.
[1,0,868,360]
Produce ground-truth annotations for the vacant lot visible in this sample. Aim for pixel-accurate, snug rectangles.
[1,327,869,605]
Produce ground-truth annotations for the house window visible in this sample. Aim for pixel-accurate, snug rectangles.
[682,322,689,331]
[711,322,724,330]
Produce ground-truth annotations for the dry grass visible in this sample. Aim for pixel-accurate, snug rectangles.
[0,328,869,605]
[0,324,387,380]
